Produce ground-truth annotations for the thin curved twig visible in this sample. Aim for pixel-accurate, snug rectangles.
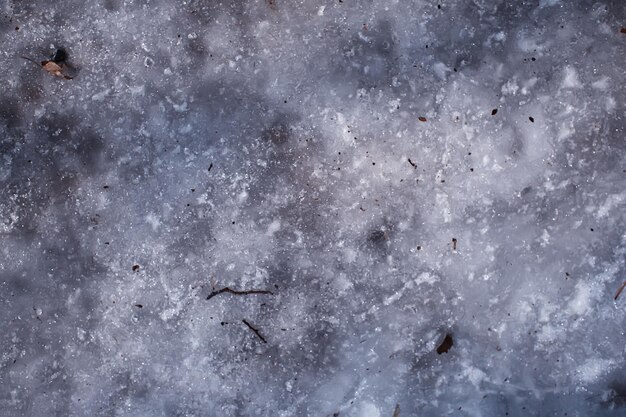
[206,287,273,301]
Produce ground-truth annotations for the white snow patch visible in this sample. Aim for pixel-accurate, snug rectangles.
[91,89,111,102]
[567,281,595,316]
[146,213,161,231]
[266,219,281,236]
[577,359,614,383]
[562,66,582,89]
[596,192,626,218]
[591,76,610,90]
[358,402,381,417]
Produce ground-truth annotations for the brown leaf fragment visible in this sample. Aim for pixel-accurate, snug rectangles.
[23,56,73,79]
[392,404,401,417]
[621,27,626,34]
[418,116,427,122]
[42,61,72,79]
[614,281,626,301]
[436,333,454,354]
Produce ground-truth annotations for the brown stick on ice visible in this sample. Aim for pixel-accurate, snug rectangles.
[242,319,267,343]
[206,287,273,300]
[614,281,626,301]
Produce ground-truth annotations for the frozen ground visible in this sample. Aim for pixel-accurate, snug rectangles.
[0,0,625,416]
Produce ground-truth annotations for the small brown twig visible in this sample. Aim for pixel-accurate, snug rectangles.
[206,287,273,300]
[614,281,626,301]
[242,319,267,343]
[407,158,417,169]
[22,56,42,66]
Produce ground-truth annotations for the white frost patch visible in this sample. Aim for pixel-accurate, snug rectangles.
[461,363,488,387]
[435,193,452,223]
[501,78,519,96]
[166,96,189,112]
[591,76,610,90]
[577,359,614,383]
[91,89,111,102]
[561,66,582,89]
[567,281,595,316]
[358,402,380,417]
[237,190,249,204]
[433,62,450,80]
[596,192,626,218]
[334,272,353,294]
[146,212,161,231]
[129,85,145,97]
[317,6,325,16]
[384,273,437,305]
[266,219,281,236]
[539,0,560,8]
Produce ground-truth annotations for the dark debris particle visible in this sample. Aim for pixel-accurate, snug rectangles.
[134,304,143,308]
[103,185,109,189]
[529,116,534,123]
[437,334,454,354]
[491,108,498,116]
[416,245,422,251]
[452,238,457,250]
[208,163,213,172]
[418,116,427,122]
[621,27,626,34]
[132,265,140,272]
[368,229,388,244]
[51,48,67,63]
[408,158,417,168]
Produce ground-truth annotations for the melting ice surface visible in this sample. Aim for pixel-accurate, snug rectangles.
[0,1,625,416]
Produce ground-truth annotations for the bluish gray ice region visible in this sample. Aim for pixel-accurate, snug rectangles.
[0,1,625,416]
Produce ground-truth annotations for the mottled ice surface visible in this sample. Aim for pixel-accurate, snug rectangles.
[0,1,625,416]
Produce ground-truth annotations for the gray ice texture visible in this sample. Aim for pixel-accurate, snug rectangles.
[0,0,625,416]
